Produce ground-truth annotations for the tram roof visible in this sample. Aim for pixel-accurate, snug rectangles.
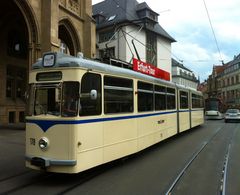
[32,52,200,94]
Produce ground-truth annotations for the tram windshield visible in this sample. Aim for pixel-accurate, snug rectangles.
[34,84,61,116]
[205,100,219,111]
[28,82,79,117]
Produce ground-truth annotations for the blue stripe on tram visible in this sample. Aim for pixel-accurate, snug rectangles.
[26,109,203,132]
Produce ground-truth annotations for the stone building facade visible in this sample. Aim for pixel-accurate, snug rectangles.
[93,0,175,80]
[207,54,240,108]
[0,0,96,125]
[171,59,199,89]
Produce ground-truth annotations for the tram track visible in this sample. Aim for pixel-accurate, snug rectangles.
[0,171,54,195]
[220,143,231,195]
[1,121,238,194]
[56,167,107,195]
[164,124,231,195]
[0,170,32,183]
[219,125,237,195]
[0,159,116,195]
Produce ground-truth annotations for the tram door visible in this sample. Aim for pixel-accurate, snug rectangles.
[178,90,191,133]
[80,73,102,116]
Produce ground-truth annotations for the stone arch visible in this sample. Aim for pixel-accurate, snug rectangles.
[14,0,41,62]
[14,0,39,43]
[59,18,81,56]
[0,0,41,124]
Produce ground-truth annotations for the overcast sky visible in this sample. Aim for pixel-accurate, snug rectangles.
[92,0,240,82]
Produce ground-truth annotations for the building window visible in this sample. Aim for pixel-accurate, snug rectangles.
[231,77,234,85]
[6,77,14,98]
[146,31,157,66]
[9,111,15,123]
[236,75,239,83]
[99,29,115,43]
[99,47,115,59]
[6,66,26,100]
[19,111,25,123]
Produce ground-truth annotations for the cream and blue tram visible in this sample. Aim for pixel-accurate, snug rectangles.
[25,52,204,173]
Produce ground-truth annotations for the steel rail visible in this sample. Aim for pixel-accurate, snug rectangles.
[165,126,223,195]
[220,143,231,195]
[2,173,54,195]
[220,125,237,195]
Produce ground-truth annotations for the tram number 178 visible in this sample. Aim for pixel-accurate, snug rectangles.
[30,138,36,146]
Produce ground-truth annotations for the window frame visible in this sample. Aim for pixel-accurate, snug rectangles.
[80,72,102,116]
[191,93,203,109]
[179,90,189,109]
[166,87,176,110]
[154,85,166,111]
[104,76,134,114]
[137,81,154,112]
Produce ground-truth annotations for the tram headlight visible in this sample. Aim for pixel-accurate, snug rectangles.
[39,137,49,150]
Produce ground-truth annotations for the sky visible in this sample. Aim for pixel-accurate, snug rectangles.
[92,0,240,82]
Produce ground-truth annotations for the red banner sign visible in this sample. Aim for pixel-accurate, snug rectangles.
[133,58,170,81]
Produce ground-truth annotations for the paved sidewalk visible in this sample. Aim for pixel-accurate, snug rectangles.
[0,123,26,130]
[0,127,26,181]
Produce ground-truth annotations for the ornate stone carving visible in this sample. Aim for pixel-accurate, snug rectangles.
[67,0,80,15]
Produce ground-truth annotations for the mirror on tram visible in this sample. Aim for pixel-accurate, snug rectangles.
[90,89,97,100]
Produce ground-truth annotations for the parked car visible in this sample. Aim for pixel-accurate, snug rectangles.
[224,109,240,123]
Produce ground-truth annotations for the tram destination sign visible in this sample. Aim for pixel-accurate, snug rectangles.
[133,58,170,81]
[43,53,56,67]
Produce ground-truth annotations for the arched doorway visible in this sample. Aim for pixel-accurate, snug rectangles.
[0,1,38,125]
[59,19,80,56]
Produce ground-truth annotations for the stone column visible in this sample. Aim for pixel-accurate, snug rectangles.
[83,0,96,58]
[41,0,60,53]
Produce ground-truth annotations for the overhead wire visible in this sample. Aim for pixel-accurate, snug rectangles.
[111,0,183,63]
[202,0,224,64]
[105,0,225,66]
[104,0,222,76]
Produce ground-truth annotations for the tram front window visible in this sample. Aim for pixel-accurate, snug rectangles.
[62,82,79,117]
[206,101,218,111]
[34,86,61,116]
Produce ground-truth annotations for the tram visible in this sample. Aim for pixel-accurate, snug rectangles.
[205,97,224,119]
[25,52,204,173]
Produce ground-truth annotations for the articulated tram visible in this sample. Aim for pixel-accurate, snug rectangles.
[25,52,204,173]
[205,97,225,119]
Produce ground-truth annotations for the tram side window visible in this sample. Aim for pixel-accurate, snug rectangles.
[180,91,189,109]
[138,82,154,112]
[155,85,166,110]
[62,82,79,117]
[80,73,102,116]
[192,94,203,108]
[104,76,133,114]
[192,94,198,108]
[166,88,176,110]
[200,96,203,108]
